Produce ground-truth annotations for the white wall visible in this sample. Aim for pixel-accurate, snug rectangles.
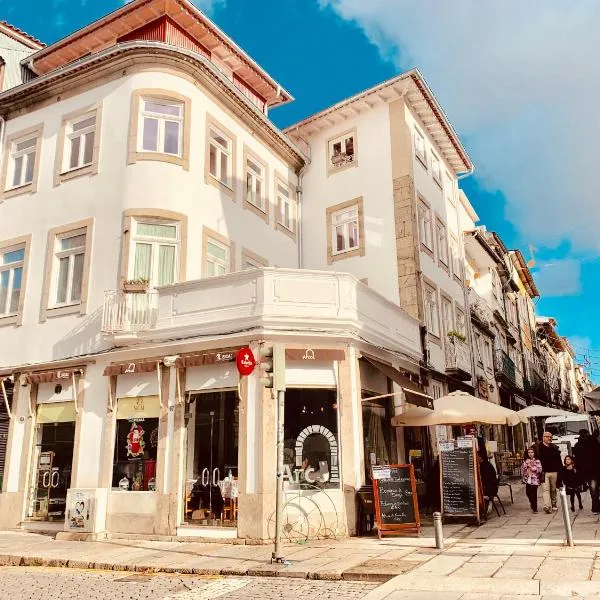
[300,105,400,305]
[0,70,299,368]
[0,31,36,92]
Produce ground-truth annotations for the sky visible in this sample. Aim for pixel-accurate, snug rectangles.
[3,0,599,381]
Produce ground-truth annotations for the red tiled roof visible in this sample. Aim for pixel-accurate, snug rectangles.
[0,20,45,49]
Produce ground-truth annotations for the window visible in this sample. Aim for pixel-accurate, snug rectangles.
[431,152,442,185]
[445,172,455,205]
[203,228,233,278]
[276,179,295,234]
[130,220,179,287]
[424,283,440,338]
[52,230,87,307]
[414,128,426,164]
[436,219,449,266]
[483,338,493,371]
[64,112,96,172]
[242,249,267,270]
[455,306,466,336]
[327,129,356,173]
[0,246,25,318]
[245,153,266,213]
[208,125,233,188]
[450,235,461,278]
[41,220,92,320]
[474,332,483,366]
[1,125,43,198]
[418,199,433,252]
[441,296,453,336]
[140,99,183,156]
[9,136,37,189]
[326,197,365,264]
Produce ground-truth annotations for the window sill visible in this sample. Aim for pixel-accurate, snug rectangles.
[0,314,20,327]
[328,246,365,265]
[276,221,297,242]
[243,197,269,224]
[1,181,36,200]
[439,259,450,274]
[45,303,83,319]
[420,243,434,259]
[205,173,235,197]
[415,153,428,170]
[129,151,188,171]
[56,162,98,185]
[326,159,358,177]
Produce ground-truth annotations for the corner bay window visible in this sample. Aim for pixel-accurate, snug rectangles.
[209,127,232,188]
[53,231,86,306]
[130,220,179,287]
[65,113,96,172]
[284,389,339,490]
[0,246,25,316]
[112,396,160,492]
[140,99,183,156]
[9,136,37,189]
[332,206,359,254]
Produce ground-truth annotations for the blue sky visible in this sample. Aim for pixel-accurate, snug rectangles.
[4,0,600,381]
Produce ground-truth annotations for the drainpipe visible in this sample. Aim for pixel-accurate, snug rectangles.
[457,165,475,180]
[296,167,305,269]
[0,116,5,187]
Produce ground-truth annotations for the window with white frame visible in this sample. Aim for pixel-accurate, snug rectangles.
[414,128,426,164]
[332,205,359,255]
[424,284,440,337]
[436,220,449,266]
[328,131,355,170]
[64,113,96,172]
[8,135,37,189]
[204,237,230,277]
[140,98,183,156]
[276,180,294,232]
[130,220,179,287]
[208,126,233,188]
[431,152,442,185]
[242,255,265,270]
[0,246,25,317]
[455,307,466,336]
[245,156,266,211]
[441,296,453,336]
[417,200,433,250]
[52,230,87,306]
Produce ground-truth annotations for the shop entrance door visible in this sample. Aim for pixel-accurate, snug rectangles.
[184,391,239,527]
[27,422,75,522]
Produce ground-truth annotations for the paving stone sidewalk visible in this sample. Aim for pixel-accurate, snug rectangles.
[1,483,599,594]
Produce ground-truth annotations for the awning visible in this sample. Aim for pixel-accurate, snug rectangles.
[517,405,576,419]
[362,355,433,409]
[174,349,237,369]
[103,359,160,376]
[392,391,525,427]
[26,368,83,384]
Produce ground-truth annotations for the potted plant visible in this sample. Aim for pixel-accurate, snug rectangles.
[447,330,467,343]
[122,278,149,294]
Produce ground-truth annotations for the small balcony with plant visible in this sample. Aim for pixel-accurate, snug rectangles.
[445,330,472,380]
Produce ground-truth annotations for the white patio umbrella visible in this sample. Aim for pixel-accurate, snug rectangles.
[517,405,575,419]
[391,391,526,427]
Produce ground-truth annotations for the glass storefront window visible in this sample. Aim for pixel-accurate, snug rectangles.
[283,388,340,490]
[362,393,396,480]
[112,417,159,491]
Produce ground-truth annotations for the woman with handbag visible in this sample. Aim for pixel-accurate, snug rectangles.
[522,446,543,513]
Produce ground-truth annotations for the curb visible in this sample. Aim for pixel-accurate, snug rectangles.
[0,554,399,582]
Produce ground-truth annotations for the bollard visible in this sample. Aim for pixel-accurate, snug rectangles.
[433,512,444,549]
[559,486,575,547]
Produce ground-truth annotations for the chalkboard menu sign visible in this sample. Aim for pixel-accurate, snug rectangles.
[372,464,420,538]
[440,438,480,521]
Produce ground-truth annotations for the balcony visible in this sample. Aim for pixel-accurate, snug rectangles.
[494,349,524,389]
[468,288,493,328]
[445,336,472,380]
[100,268,422,357]
[101,290,159,334]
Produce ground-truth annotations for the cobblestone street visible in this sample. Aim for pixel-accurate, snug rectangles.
[0,567,377,600]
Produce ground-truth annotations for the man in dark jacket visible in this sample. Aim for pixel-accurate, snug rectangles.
[538,431,563,513]
[574,429,600,513]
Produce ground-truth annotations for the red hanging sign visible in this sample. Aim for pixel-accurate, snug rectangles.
[236,347,256,376]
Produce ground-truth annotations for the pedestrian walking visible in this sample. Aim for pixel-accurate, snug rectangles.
[561,455,584,511]
[521,446,542,513]
[538,431,563,513]
[573,429,600,514]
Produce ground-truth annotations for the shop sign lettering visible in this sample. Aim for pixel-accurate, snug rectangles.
[282,464,330,484]
[124,363,136,374]
[216,352,235,362]
[302,349,315,360]
[56,371,71,380]
[133,397,145,411]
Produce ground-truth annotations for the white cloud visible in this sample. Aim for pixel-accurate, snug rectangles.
[319,0,600,253]
[532,259,581,297]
